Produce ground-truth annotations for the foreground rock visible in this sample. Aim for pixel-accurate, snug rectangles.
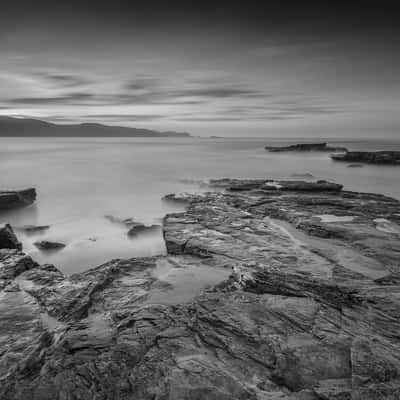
[33,240,66,251]
[1,179,400,399]
[265,142,347,152]
[0,188,36,210]
[332,150,400,165]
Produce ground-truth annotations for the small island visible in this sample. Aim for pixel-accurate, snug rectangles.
[265,142,347,152]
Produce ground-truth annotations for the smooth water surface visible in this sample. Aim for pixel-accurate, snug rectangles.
[1,137,399,273]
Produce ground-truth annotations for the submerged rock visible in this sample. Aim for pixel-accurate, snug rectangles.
[0,224,22,250]
[127,223,161,237]
[1,179,400,399]
[104,214,139,227]
[14,224,50,234]
[332,150,400,165]
[0,188,36,210]
[34,240,66,251]
[265,142,347,152]
[347,163,364,168]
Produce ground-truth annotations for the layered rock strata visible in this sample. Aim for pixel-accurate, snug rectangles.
[1,179,400,399]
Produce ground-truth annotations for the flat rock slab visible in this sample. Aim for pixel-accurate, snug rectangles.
[1,179,400,399]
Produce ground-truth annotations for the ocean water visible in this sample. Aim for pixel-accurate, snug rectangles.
[1,137,399,273]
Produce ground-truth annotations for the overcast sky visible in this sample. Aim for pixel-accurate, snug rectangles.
[0,1,399,137]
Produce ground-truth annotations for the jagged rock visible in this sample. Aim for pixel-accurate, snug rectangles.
[0,188,36,210]
[33,240,66,251]
[105,215,160,237]
[0,224,22,250]
[332,151,400,165]
[1,179,400,399]
[265,142,347,152]
[290,173,315,179]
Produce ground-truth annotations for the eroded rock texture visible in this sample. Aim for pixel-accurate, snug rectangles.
[1,179,400,399]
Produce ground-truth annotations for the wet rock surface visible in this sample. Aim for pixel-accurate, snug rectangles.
[1,179,400,399]
[0,188,36,210]
[265,142,347,152]
[332,150,400,165]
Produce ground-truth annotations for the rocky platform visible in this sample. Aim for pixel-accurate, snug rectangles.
[331,151,400,165]
[265,142,347,152]
[1,179,400,399]
[0,188,36,210]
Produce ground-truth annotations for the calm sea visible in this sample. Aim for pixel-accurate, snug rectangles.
[1,137,399,273]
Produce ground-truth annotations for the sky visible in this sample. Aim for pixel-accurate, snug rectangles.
[0,1,399,137]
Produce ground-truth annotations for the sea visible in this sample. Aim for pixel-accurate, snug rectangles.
[1,137,399,273]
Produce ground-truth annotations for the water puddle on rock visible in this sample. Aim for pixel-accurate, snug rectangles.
[144,257,231,305]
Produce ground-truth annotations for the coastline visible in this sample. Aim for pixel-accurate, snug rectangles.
[1,178,400,399]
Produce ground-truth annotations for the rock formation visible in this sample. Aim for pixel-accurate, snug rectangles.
[0,188,36,210]
[1,179,400,399]
[0,224,22,250]
[332,151,400,165]
[33,240,66,251]
[265,142,347,152]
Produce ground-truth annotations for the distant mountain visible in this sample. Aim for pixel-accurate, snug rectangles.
[0,117,191,138]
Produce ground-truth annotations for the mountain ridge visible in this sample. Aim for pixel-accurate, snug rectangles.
[0,116,191,137]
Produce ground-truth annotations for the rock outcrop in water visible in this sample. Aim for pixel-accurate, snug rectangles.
[332,150,400,165]
[0,188,36,210]
[14,225,50,234]
[1,179,400,399]
[33,240,66,251]
[265,142,347,152]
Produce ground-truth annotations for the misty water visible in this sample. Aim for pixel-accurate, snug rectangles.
[1,137,399,273]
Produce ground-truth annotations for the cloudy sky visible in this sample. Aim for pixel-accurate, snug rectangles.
[0,1,399,137]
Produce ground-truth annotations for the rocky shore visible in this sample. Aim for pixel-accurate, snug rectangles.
[331,150,400,165]
[1,179,400,399]
[265,142,347,152]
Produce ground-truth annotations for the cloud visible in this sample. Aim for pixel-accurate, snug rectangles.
[172,87,263,99]
[124,78,162,91]
[9,92,93,104]
[80,114,166,121]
